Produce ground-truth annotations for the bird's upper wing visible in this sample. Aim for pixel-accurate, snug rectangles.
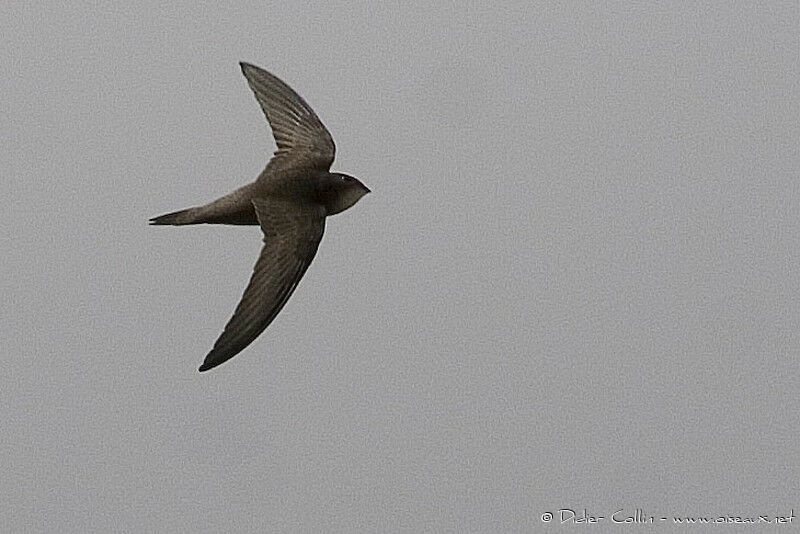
[198,198,326,372]
[240,62,336,172]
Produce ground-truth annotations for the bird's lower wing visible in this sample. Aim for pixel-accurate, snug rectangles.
[198,198,326,372]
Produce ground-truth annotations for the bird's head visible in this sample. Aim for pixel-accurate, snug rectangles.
[318,172,371,215]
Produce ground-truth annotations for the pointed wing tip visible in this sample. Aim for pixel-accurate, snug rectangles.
[198,351,220,372]
[199,347,234,372]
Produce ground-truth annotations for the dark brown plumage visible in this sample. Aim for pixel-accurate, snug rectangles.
[150,62,370,372]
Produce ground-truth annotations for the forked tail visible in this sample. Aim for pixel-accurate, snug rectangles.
[150,183,260,226]
[149,207,199,225]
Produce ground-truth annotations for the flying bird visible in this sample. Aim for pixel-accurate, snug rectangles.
[150,62,370,372]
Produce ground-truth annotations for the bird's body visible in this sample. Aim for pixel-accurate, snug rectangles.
[151,62,370,372]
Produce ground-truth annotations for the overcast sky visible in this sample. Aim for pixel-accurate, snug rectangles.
[4,1,799,532]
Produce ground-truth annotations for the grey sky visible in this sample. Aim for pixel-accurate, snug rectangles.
[4,1,799,532]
